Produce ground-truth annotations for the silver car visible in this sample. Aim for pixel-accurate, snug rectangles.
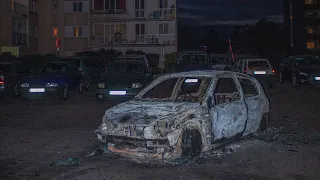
[96,71,270,160]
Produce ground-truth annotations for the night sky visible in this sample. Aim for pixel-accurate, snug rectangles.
[178,0,283,26]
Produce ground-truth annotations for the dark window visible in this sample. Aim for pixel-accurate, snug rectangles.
[116,0,126,9]
[238,78,258,97]
[66,65,74,75]
[0,64,11,73]
[176,77,211,102]
[94,0,103,11]
[73,2,77,11]
[214,78,240,105]
[78,2,83,11]
[143,78,178,100]
[85,59,102,68]
[180,54,207,63]
[248,60,271,69]
[112,62,144,75]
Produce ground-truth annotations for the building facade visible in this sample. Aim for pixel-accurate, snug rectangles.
[284,0,320,55]
[88,0,177,67]
[0,0,36,56]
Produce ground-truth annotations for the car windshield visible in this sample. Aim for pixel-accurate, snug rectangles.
[248,60,271,69]
[180,54,207,63]
[109,62,144,75]
[42,64,66,74]
[59,58,80,67]
[295,56,320,66]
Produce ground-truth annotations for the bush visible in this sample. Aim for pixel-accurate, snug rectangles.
[146,53,160,68]
[164,53,177,71]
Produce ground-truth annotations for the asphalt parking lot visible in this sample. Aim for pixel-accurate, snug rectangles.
[0,81,320,180]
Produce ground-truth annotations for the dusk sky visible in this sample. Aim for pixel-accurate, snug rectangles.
[178,0,284,26]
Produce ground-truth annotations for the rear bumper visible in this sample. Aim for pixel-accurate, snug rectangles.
[19,87,62,99]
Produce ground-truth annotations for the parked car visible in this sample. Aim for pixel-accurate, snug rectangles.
[58,56,105,90]
[278,55,320,88]
[209,56,232,70]
[96,59,153,101]
[14,61,84,100]
[95,70,270,160]
[175,51,212,72]
[233,59,276,88]
[0,61,30,92]
[0,70,4,94]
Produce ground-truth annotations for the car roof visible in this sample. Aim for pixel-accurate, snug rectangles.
[160,70,252,78]
[291,55,317,58]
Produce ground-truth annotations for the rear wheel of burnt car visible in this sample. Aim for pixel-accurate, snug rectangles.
[259,114,269,132]
[181,129,202,157]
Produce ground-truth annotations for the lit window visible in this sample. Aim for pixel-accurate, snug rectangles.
[307,27,315,34]
[307,41,316,49]
[53,27,59,37]
[73,27,83,37]
[305,0,317,4]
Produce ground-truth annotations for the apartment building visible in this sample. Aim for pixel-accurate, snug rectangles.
[284,0,320,55]
[88,0,177,67]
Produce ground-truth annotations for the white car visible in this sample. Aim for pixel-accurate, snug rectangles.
[96,71,270,160]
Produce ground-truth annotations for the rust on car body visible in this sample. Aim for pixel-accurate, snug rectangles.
[96,70,270,160]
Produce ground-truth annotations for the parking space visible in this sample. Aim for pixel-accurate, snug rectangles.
[0,81,320,180]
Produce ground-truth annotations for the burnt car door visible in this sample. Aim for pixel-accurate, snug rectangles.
[237,76,262,134]
[208,74,248,140]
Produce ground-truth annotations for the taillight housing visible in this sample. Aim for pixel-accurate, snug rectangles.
[272,69,275,74]
[244,68,247,74]
[0,77,4,84]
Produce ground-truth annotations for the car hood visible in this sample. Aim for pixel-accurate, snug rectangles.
[101,74,145,88]
[176,63,211,72]
[298,66,320,74]
[103,100,203,126]
[24,74,65,85]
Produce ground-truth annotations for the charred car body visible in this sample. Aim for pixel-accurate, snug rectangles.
[96,71,270,160]
[15,61,84,100]
[96,60,153,101]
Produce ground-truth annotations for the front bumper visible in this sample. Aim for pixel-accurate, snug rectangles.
[96,131,170,159]
[96,88,141,101]
[299,74,320,85]
[19,87,62,100]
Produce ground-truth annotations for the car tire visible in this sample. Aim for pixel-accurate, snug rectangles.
[279,72,284,83]
[14,84,20,97]
[61,86,68,100]
[85,78,91,91]
[292,74,300,89]
[78,82,83,94]
[181,129,202,157]
[96,93,104,103]
[259,114,269,132]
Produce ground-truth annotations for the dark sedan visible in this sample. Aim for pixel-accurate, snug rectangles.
[15,61,84,100]
[96,60,153,101]
[278,55,320,88]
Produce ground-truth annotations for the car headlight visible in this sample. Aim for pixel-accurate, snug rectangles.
[132,82,142,88]
[20,83,29,88]
[299,72,308,76]
[97,82,105,89]
[46,83,59,87]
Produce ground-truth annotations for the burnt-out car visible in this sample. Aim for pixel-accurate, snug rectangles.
[96,71,270,160]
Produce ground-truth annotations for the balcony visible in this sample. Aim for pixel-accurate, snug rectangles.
[12,2,28,16]
[90,34,175,46]
[147,8,176,20]
[90,9,130,21]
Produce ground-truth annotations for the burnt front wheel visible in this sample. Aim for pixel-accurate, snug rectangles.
[181,129,202,157]
[259,114,269,132]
